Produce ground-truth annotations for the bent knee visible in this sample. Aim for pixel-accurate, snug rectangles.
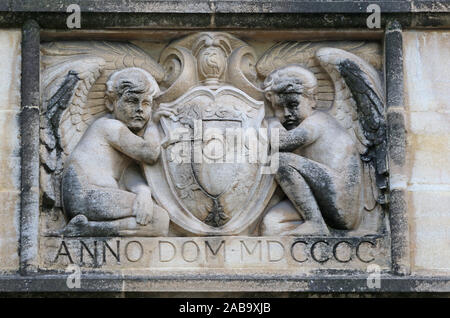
[278,152,299,168]
[324,208,361,230]
[276,153,299,179]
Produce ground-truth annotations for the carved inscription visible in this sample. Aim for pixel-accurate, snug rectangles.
[44,236,387,271]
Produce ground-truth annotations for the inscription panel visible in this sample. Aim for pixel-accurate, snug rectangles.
[41,236,389,273]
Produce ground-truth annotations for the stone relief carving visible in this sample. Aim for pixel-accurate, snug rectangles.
[40,33,387,239]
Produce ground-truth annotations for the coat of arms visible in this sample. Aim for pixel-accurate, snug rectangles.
[144,33,276,235]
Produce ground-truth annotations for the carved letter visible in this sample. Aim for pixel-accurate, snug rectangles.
[102,240,120,263]
[333,241,353,263]
[267,240,285,262]
[290,241,309,263]
[80,240,97,264]
[356,241,376,263]
[125,241,144,262]
[205,240,226,260]
[159,241,176,262]
[240,240,262,262]
[181,241,200,263]
[311,241,330,263]
[55,240,74,264]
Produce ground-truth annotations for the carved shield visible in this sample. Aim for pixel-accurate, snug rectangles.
[144,86,276,235]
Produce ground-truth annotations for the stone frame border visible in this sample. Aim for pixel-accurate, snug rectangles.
[385,20,410,276]
[1,274,450,293]
[6,2,450,292]
[0,1,449,29]
[19,19,40,275]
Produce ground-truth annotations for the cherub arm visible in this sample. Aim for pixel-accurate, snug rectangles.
[123,162,151,194]
[104,119,161,164]
[123,162,154,225]
[270,117,320,152]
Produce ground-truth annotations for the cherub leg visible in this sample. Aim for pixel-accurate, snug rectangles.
[83,187,136,221]
[55,214,120,237]
[278,152,359,233]
[58,204,170,237]
[276,153,330,235]
[60,166,170,237]
[117,205,170,237]
[62,166,136,221]
[59,184,136,237]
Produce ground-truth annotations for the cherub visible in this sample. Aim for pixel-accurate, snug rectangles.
[59,67,170,236]
[262,65,364,235]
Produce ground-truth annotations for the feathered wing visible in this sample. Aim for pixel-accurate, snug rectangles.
[256,41,381,111]
[315,47,388,215]
[40,41,165,207]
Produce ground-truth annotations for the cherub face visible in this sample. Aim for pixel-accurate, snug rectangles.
[106,68,160,133]
[114,90,152,133]
[264,68,317,130]
[272,91,311,130]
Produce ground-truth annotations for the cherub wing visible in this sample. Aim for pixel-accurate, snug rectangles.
[41,54,105,156]
[40,41,164,207]
[315,47,388,206]
[256,41,381,111]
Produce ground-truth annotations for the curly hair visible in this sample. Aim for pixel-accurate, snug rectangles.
[263,64,317,98]
[105,67,160,108]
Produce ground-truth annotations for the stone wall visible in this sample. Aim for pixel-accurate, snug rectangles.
[0,30,21,273]
[403,31,450,275]
[0,1,449,293]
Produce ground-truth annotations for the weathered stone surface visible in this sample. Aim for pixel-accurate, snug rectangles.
[3,0,449,15]
[404,32,450,113]
[19,20,40,274]
[384,22,410,275]
[385,20,404,108]
[409,112,450,135]
[410,191,450,274]
[408,134,450,185]
[403,30,450,274]
[40,236,390,273]
[0,30,21,110]
[0,112,21,190]
[1,2,450,30]
[0,192,20,273]
[0,30,21,273]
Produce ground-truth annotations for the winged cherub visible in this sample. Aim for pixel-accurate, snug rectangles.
[59,68,170,236]
[262,64,366,236]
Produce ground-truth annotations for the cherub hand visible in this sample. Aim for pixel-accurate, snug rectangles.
[154,107,177,122]
[161,134,184,149]
[132,191,154,225]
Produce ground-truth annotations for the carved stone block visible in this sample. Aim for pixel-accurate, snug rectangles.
[38,32,390,275]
